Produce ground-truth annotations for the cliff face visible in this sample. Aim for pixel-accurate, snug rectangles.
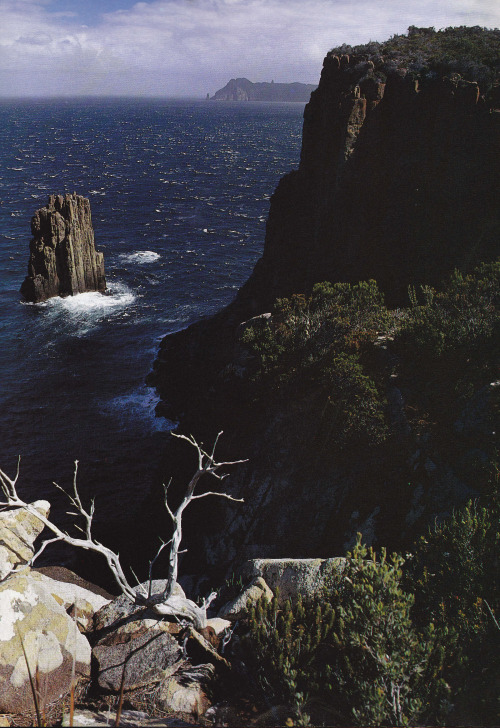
[212,78,317,102]
[147,41,500,578]
[238,55,499,310]
[21,193,106,303]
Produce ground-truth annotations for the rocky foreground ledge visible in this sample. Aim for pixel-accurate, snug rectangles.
[20,193,106,303]
[0,500,334,724]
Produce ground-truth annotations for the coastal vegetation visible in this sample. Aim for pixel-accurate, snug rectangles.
[239,261,499,460]
[240,280,391,449]
[241,488,499,726]
[232,262,499,724]
[331,25,500,92]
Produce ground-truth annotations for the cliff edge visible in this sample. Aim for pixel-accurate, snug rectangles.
[239,34,500,309]
[21,193,106,303]
[147,27,500,577]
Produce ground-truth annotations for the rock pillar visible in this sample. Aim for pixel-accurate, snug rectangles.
[20,193,106,303]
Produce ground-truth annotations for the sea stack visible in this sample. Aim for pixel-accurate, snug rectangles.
[20,193,106,303]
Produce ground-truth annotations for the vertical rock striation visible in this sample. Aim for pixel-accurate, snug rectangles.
[238,55,499,308]
[20,193,106,303]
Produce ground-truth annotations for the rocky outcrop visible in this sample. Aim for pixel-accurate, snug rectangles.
[238,558,346,607]
[0,569,91,713]
[20,193,106,303]
[238,61,499,309]
[218,577,274,621]
[0,500,50,580]
[212,78,317,102]
[0,504,111,715]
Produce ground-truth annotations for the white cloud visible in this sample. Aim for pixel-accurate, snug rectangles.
[0,0,498,96]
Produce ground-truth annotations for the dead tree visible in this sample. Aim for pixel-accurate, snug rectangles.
[0,431,245,629]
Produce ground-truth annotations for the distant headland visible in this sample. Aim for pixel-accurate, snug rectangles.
[210,78,317,102]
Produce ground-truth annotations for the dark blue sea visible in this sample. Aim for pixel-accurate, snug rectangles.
[0,97,303,536]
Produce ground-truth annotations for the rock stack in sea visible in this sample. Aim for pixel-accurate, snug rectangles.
[20,193,106,303]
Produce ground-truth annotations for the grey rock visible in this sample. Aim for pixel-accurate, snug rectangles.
[94,579,185,632]
[93,617,182,692]
[239,558,345,606]
[206,617,232,635]
[218,577,273,621]
[0,500,50,581]
[20,193,106,303]
[0,570,91,713]
[33,571,110,633]
[156,662,214,716]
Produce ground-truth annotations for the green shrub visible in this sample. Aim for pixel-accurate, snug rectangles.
[394,261,500,428]
[330,26,500,94]
[407,484,500,723]
[243,536,449,726]
[329,535,450,726]
[244,591,335,724]
[399,261,500,361]
[240,280,390,448]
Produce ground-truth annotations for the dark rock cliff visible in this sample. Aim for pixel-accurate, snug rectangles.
[147,34,500,579]
[21,193,106,303]
[238,55,499,310]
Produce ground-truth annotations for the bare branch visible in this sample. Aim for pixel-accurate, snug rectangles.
[0,432,245,630]
[191,491,244,503]
[31,536,64,563]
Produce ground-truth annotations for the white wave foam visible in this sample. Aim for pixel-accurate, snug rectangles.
[103,386,172,433]
[119,250,161,264]
[45,282,135,314]
[27,281,136,336]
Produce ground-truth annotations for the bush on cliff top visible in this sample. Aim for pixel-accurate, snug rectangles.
[330,25,500,92]
[394,260,500,443]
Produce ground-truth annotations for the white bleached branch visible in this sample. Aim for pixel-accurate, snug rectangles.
[0,431,245,630]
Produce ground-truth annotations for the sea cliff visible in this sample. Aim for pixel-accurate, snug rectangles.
[148,27,500,577]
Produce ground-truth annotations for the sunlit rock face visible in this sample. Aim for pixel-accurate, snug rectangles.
[20,193,106,303]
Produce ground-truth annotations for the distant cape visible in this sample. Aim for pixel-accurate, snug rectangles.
[211,78,317,102]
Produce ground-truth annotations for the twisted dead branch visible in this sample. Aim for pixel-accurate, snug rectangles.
[0,431,246,629]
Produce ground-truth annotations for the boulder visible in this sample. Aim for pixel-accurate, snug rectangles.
[20,193,106,303]
[93,580,187,692]
[32,570,110,633]
[156,662,214,717]
[93,616,182,692]
[206,617,232,636]
[0,501,49,581]
[0,570,91,714]
[94,579,185,632]
[218,576,273,621]
[238,558,346,607]
[182,626,229,668]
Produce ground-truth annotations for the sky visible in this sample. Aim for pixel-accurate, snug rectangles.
[0,0,498,97]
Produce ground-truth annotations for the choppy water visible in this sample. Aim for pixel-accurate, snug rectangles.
[0,97,303,535]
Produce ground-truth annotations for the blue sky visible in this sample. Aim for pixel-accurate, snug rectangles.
[1,0,498,97]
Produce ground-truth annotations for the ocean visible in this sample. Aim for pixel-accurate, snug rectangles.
[0,97,304,540]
